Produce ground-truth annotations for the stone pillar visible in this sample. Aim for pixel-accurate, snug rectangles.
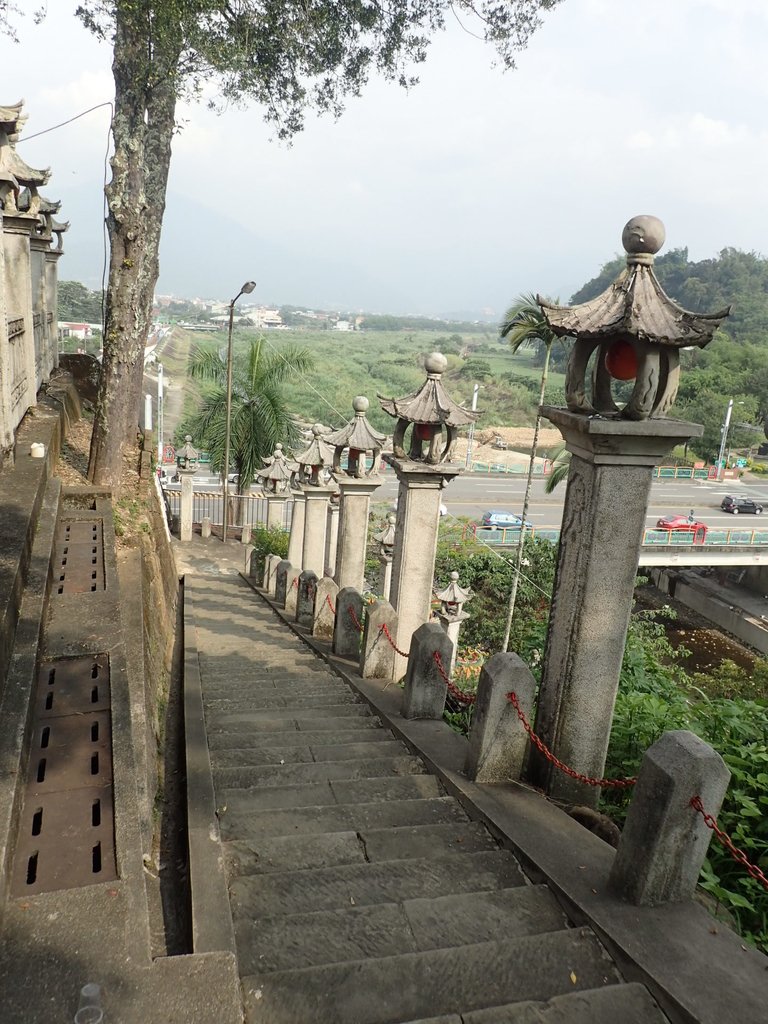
[378,554,393,601]
[334,477,381,591]
[302,484,336,577]
[201,516,212,539]
[286,491,306,570]
[266,493,289,531]
[466,654,536,783]
[385,456,461,680]
[609,730,730,905]
[179,469,196,541]
[332,586,364,660]
[297,570,319,626]
[529,409,702,807]
[325,499,340,577]
[402,622,453,720]
[241,523,251,546]
[313,577,339,640]
[360,599,398,680]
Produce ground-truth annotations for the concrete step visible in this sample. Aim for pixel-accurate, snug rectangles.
[205,691,362,711]
[205,705,376,731]
[229,850,525,918]
[235,885,565,974]
[240,928,619,1024]
[210,739,408,768]
[202,674,345,694]
[457,982,670,1022]
[212,754,426,790]
[225,821,499,877]
[207,724,392,750]
[219,774,442,814]
[218,795,469,841]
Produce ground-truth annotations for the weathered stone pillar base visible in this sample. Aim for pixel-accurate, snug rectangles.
[466,653,536,783]
[334,477,381,591]
[264,553,283,594]
[402,623,453,720]
[360,599,398,680]
[302,485,336,577]
[313,578,339,639]
[285,567,301,617]
[385,455,461,680]
[297,570,319,626]
[201,516,212,539]
[530,409,702,807]
[333,586,363,660]
[609,730,729,905]
[274,560,293,607]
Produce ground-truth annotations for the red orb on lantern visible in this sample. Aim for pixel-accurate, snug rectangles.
[605,339,638,380]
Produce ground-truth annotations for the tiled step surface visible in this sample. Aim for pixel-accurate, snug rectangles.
[189,576,670,1024]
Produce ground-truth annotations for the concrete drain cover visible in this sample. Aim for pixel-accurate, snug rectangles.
[53,519,105,594]
[11,655,117,896]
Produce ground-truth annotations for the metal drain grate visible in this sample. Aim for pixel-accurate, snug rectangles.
[53,520,105,594]
[11,655,117,896]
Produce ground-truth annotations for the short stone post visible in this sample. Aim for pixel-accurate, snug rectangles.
[284,566,301,617]
[266,492,289,531]
[465,654,536,783]
[360,599,398,680]
[248,548,260,580]
[201,516,212,539]
[297,569,319,626]
[402,622,453,720]
[608,730,730,905]
[332,586,364,660]
[264,553,283,593]
[313,577,339,640]
[274,560,293,607]
[286,491,306,570]
[325,498,340,576]
[241,523,251,546]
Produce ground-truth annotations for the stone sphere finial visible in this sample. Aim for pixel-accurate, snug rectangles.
[622,215,665,256]
[387,513,396,525]
[424,352,448,375]
[353,395,369,414]
[311,423,324,436]
[185,434,192,442]
[275,442,283,451]
[450,570,459,581]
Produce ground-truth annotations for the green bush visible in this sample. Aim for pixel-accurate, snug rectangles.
[250,525,289,579]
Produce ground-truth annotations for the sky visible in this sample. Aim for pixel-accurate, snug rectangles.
[2,0,767,318]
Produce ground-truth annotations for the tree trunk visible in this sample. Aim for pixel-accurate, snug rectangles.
[88,11,179,485]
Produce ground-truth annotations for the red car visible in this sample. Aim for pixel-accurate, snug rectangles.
[655,515,708,544]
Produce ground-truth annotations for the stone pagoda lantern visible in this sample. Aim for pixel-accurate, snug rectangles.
[434,571,472,673]
[325,397,387,590]
[379,352,478,679]
[176,435,198,543]
[374,513,397,600]
[528,215,730,807]
[255,443,294,530]
[294,424,337,576]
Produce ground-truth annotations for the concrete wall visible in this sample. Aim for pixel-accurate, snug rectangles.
[649,568,768,656]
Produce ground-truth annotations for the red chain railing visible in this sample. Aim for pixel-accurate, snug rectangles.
[690,796,768,892]
[291,576,299,589]
[379,622,411,658]
[506,691,637,789]
[432,649,477,706]
[347,604,365,634]
[324,593,336,616]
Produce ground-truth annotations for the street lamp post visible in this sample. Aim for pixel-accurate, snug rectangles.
[464,383,483,469]
[222,280,256,543]
[716,399,744,482]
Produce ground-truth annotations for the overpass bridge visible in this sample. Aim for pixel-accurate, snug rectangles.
[469,525,768,566]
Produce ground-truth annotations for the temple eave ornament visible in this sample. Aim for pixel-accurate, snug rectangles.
[541,215,731,421]
[379,352,478,464]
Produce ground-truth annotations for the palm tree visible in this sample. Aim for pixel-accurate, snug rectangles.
[187,336,313,494]
[544,442,571,494]
[499,293,563,652]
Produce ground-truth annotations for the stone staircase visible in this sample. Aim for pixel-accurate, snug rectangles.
[189,575,670,1024]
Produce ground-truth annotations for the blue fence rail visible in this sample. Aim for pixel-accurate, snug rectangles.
[466,524,768,549]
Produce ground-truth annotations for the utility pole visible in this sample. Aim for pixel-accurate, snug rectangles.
[157,362,164,471]
[717,399,734,482]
